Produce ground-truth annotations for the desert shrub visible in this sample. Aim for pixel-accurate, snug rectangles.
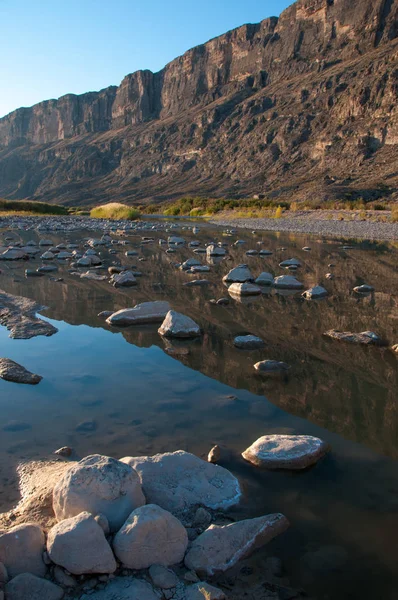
[90,203,141,220]
[274,205,284,218]
[0,199,67,215]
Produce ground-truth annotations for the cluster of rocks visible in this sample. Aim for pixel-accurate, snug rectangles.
[0,440,330,600]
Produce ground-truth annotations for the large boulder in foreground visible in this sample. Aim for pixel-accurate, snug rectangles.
[106,301,171,326]
[5,573,64,600]
[53,454,145,532]
[47,512,116,574]
[0,523,46,578]
[242,434,329,469]
[113,504,188,569]
[158,310,201,338]
[0,358,42,384]
[185,513,289,576]
[121,451,241,516]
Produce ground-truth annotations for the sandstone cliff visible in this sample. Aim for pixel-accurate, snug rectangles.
[1,0,398,205]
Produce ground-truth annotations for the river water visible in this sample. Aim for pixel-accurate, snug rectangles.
[0,222,397,599]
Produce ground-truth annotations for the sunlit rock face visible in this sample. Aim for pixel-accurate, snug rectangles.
[1,0,398,204]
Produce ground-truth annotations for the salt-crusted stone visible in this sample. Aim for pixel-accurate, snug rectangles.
[242,434,329,469]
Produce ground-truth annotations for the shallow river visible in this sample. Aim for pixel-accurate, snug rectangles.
[0,222,397,600]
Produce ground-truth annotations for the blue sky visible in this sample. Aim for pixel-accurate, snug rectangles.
[0,0,291,118]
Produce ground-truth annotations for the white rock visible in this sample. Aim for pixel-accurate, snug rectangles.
[107,301,171,326]
[0,523,46,578]
[273,275,304,289]
[223,265,253,283]
[255,272,274,285]
[242,434,329,469]
[158,310,201,338]
[111,271,137,287]
[5,573,64,600]
[185,513,289,576]
[228,282,261,296]
[302,286,328,299]
[47,512,116,575]
[53,454,145,532]
[121,451,241,515]
[113,504,188,569]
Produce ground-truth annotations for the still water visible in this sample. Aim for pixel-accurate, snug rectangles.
[0,222,397,599]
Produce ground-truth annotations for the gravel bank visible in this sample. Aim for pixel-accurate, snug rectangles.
[211,215,398,241]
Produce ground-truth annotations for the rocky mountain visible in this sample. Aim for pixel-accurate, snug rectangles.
[1,0,398,206]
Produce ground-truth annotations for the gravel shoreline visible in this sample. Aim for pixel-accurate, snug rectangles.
[211,215,398,241]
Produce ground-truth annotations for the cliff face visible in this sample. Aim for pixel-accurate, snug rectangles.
[1,0,398,204]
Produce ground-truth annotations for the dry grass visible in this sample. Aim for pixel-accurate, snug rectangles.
[90,202,141,220]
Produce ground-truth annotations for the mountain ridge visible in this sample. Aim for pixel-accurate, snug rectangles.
[1,0,398,205]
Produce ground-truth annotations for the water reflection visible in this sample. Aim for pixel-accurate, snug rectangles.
[0,224,397,599]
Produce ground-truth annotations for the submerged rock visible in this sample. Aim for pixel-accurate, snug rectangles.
[323,330,383,345]
[158,310,201,338]
[185,513,289,576]
[254,360,290,375]
[234,335,265,349]
[53,454,145,532]
[47,512,116,575]
[242,434,329,469]
[121,451,241,515]
[107,301,171,326]
[113,504,188,569]
[183,279,211,287]
[0,358,42,384]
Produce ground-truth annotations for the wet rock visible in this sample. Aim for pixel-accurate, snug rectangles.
[323,330,383,345]
[53,454,145,532]
[97,310,113,319]
[5,573,64,600]
[0,523,46,577]
[254,360,290,375]
[186,582,227,600]
[234,335,265,349]
[228,282,261,296]
[0,248,28,260]
[242,434,329,469]
[76,419,97,432]
[273,275,304,289]
[149,564,179,589]
[223,265,254,283]
[185,513,289,576]
[302,286,328,299]
[121,451,241,515]
[38,264,58,273]
[25,269,45,277]
[113,504,188,569]
[47,511,116,574]
[255,272,274,285]
[106,301,171,326]
[183,279,211,287]
[111,271,137,287]
[353,284,374,293]
[0,358,42,384]
[158,310,201,338]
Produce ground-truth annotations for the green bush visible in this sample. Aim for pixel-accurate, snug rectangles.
[90,203,141,220]
[0,199,68,215]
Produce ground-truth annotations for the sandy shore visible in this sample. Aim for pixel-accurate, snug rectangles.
[211,211,398,241]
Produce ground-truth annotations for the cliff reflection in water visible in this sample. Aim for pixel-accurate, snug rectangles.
[2,225,397,458]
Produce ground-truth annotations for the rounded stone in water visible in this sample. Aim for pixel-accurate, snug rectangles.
[242,434,329,469]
